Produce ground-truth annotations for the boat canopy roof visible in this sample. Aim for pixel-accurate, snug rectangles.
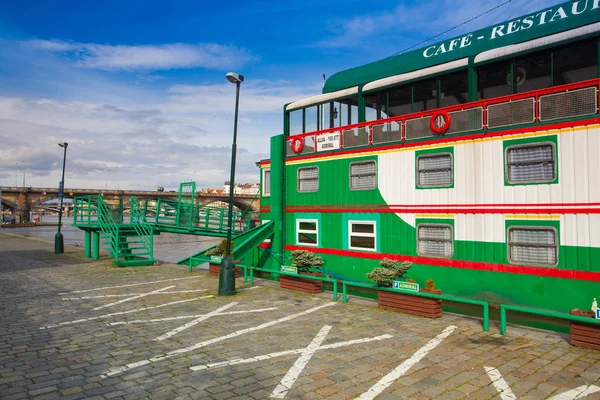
[323,0,600,94]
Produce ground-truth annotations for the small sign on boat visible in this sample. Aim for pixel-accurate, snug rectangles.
[393,281,419,292]
[210,256,222,263]
[316,132,340,151]
[281,266,298,274]
[596,308,600,320]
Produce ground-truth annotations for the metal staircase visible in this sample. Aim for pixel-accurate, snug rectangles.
[97,195,155,267]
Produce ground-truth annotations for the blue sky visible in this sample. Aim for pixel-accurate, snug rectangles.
[0,0,564,190]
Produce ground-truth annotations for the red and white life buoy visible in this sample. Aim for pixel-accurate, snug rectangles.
[430,111,451,135]
[291,137,304,154]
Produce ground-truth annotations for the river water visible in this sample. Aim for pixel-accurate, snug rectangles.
[2,215,221,264]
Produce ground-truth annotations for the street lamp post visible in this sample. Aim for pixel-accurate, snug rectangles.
[54,142,68,254]
[219,72,244,296]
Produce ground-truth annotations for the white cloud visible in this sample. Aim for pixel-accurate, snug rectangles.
[316,0,566,50]
[27,39,258,71]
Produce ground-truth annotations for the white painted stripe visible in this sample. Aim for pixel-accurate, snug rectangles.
[102,302,336,378]
[190,333,393,371]
[40,297,213,329]
[548,384,600,400]
[107,307,279,326]
[271,325,332,398]
[58,276,203,294]
[357,325,457,400]
[154,303,238,341]
[484,366,517,400]
[62,289,208,300]
[93,286,175,310]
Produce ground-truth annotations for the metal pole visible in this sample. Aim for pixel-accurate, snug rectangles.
[219,81,241,296]
[0,185,3,231]
[55,143,68,254]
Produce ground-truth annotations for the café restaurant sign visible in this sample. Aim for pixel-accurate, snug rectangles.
[423,0,600,59]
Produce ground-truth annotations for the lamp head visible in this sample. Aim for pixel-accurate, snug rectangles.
[226,72,244,84]
[58,142,68,148]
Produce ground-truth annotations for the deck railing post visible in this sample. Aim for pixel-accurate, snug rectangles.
[500,305,507,335]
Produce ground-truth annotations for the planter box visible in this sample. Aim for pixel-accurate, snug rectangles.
[280,271,323,294]
[378,289,442,319]
[208,262,241,278]
[569,309,600,351]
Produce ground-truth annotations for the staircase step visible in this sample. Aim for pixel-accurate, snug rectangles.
[114,258,156,267]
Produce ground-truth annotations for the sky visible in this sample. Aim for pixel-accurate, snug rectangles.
[0,0,565,191]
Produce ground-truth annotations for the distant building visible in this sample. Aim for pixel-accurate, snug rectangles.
[224,181,258,195]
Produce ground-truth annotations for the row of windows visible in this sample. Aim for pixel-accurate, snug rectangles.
[289,38,599,133]
[266,141,556,195]
[296,219,558,267]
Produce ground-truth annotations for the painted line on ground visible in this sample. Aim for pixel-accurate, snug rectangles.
[189,330,392,372]
[107,307,278,326]
[484,367,517,400]
[40,297,213,329]
[58,276,203,295]
[356,325,457,400]
[101,302,337,378]
[93,286,175,310]
[154,302,238,341]
[62,289,208,300]
[271,325,332,398]
[548,384,600,399]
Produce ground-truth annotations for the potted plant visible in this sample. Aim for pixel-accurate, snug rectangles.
[368,259,443,319]
[279,250,325,294]
[569,299,600,350]
[204,240,240,278]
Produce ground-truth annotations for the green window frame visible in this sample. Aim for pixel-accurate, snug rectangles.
[349,160,377,191]
[417,223,454,259]
[297,166,319,193]
[503,136,558,186]
[507,226,558,267]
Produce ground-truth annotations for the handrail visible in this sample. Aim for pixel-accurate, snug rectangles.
[249,266,338,302]
[286,78,600,150]
[500,304,600,335]
[342,281,489,331]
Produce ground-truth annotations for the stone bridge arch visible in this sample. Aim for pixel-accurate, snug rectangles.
[197,197,258,212]
[1,198,17,212]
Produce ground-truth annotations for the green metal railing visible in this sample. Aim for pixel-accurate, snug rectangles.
[73,195,99,226]
[248,266,338,302]
[500,304,600,335]
[97,196,120,258]
[130,196,154,257]
[341,281,489,331]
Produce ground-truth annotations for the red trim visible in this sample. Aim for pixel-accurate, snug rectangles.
[260,207,271,213]
[284,245,600,283]
[259,160,271,166]
[286,117,600,163]
[287,202,600,208]
[286,206,600,214]
[285,79,600,143]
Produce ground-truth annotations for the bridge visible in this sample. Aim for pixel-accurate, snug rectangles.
[0,186,259,222]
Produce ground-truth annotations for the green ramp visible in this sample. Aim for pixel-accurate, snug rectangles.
[178,221,274,271]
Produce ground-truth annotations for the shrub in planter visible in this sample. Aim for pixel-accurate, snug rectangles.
[369,260,442,319]
[205,240,240,277]
[279,250,324,294]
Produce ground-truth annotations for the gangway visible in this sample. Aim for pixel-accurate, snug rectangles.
[72,182,261,266]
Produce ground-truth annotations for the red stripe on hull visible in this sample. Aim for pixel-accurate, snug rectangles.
[284,245,600,282]
[285,207,600,214]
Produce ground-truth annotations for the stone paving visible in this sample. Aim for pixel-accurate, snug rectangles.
[1,233,600,400]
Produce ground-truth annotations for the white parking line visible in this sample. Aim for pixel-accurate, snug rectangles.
[62,289,208,300]
[101,302,337,378]
[107,307,278,325]
[271,325,332,398]
[548,384,600,400]
[154,302,238,341]
[58,276,204,294]
[357,325,457,400]
[93,286,175,310]
[484,367,517,400]
[39,297,213,329]
[190,331,393,372]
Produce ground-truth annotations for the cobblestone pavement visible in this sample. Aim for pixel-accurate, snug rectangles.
[1,233,600,400]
